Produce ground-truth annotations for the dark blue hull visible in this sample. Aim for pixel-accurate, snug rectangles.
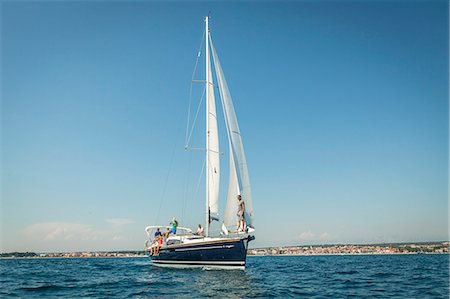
[150,236,253,269]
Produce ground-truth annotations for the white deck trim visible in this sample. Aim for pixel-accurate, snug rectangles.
[152,259,245,270]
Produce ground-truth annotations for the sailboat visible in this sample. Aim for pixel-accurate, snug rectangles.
[145,16,255,270]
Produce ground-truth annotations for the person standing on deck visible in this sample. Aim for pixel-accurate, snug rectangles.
[169,217,178,235]
[236,195,245,232]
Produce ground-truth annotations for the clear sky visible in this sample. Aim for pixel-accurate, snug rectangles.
[1,1,448,252]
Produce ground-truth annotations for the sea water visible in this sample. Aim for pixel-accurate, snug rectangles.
[1,254,448,298]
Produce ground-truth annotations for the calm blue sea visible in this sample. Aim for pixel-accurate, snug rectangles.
[1,254,448,298]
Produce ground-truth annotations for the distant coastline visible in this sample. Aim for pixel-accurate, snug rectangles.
[248,241,449,256]
[1,241,448,259]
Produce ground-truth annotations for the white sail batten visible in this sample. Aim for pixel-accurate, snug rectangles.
[205,17,220,236]
[209,35,254,229]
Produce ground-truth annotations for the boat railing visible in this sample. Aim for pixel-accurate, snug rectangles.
[144,225,253,251]
[145,225,193,237]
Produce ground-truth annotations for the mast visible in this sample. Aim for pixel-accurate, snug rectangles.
[205,15,210,237]
[204,16,221,237]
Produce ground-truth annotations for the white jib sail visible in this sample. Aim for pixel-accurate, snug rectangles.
[223,141,240,232]
[210,34,254,229]
[206,26,220,217]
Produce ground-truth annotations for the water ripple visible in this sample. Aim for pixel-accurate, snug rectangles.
[0,254,448,298]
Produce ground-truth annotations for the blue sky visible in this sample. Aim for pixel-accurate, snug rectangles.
[1,1,448,252]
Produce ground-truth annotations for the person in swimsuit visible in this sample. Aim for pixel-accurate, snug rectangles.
[163,227,170,238]
[150,228,162,256]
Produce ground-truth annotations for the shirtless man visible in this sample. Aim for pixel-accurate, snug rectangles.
[195,224,204,236]
[236,195,245,232]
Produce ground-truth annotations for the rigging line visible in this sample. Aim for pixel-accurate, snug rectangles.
[185,28,206,147]
[154,120,184,225]
[181,149,193,221]
[185,86,206,148]
[186,156,206,222]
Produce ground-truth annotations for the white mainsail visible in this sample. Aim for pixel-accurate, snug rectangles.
[209,35,254,230]
[205,17,220,228]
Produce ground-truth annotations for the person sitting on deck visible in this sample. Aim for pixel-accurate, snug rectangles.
[163,227,171,239]
[195,224,204,236]
[169,217,178,235]
[150,228,163,256]
[236,195,245,232]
